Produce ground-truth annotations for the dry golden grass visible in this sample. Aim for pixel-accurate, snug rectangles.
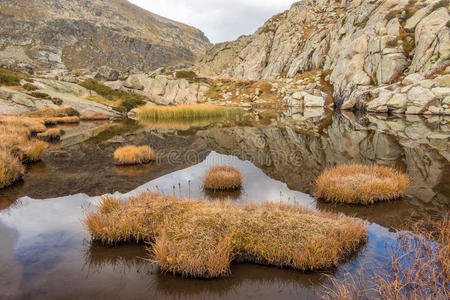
[37,128,64,142]
[113,145,156,166]
[203,166,243,191]
[137,104,242,121]
[0,116,47,163]
[43,116,80,125]
[0,149,24,189]
[323,214,449,299]
[25,107,78,118]
[80,112,111,121]
[84,192,367,279]
[315,164,409,205]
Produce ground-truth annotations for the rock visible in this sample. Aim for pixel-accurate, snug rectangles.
[387,93,408,111]
[366,91,391,113]
[405,7,428,30]
[104,81,124,90]
[95,66,119,81]
[402,73,425,85]
[386,18,400,36]
[0,0,211,71]
[292,91,307,100]
[406,86,435,114]
[124,74,147,90]
[410,8,450,73]
[431,87,450,98]
[304,94,325,107]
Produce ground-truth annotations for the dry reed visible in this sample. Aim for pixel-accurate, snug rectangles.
[0,149,24,189]
[84,192,367,279]
[137,104,242,121]
[203,166,243,191]
[315,164,409,205]
[113,145,156,166]
[322,214,449,299]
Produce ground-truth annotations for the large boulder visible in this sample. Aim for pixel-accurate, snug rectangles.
[95,66,119,81]
[406,86,435,114]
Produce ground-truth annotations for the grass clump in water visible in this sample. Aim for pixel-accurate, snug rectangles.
[37,128,64,142]
[315,164,409,205]
[137,104,242,121]
[84,191,367,279]
[203,166,243,191]
[0,149,24,189]
[113,145,156,166]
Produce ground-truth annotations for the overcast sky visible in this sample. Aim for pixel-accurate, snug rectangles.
[129,0,297,43]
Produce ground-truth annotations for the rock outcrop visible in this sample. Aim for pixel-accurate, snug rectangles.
[197,0,449,112]
[0,0,211,72]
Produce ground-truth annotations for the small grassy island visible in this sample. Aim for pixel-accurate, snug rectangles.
[113,145,156,166]
[315,164,409,205]
[85,191,367,279]
[203,166,243,191]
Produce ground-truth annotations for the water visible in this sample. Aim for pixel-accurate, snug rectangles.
[0,109,448,299]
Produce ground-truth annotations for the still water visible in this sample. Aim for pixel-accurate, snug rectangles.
[0,109,448,299]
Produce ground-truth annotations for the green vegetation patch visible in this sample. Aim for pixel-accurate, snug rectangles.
[80,79,146,112]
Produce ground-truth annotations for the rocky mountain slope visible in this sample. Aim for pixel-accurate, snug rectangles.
[198,0,449,109]
[0,0,211,72]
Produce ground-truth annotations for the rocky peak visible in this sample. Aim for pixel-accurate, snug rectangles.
[197,0,449,103]
[0,0,212,72]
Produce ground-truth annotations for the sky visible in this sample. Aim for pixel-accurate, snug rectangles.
[129,0,297,43]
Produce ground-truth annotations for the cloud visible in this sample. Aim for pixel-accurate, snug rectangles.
[129,0,297,43]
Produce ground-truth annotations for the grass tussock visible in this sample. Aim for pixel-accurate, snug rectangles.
[323,214,449,299]
[315,164,409,205]
[137,104,243,121]
[113,145,156,166]
[0,67,29,86]
[43,116,80,125]
[37,128,64,142]
[0,149,24,189]
[203,166,243,191]
[80,112,111,121]
[84,192,367,279]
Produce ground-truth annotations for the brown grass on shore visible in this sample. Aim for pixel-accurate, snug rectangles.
[80,112,111,121]
[0,149,24,189]
[37,128,64,142]
[137,104,243,121]
[43,116,80,125]
[84,192,367,279]
[113,145,156,166]
[323,214,449,299]
[315,164,409,205]
[0,116,47,163]
[203,166,243,191]
[25,107,79,118]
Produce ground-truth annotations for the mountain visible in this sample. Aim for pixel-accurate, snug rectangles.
[0,0,211,72]
[198,0,449,104]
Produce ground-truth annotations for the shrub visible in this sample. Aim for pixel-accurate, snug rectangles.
[175,70,198,79]
[0,149,24,189]
[84,192,368,278]
[113,145,156,165]
[80,112,111,121]
[315,164,409,205]
[30,92,50,99]
[23,83,38,91]
[26,107,80,118]
[203,166,243,191]
[137,104,243,121]
[80,79,145,111]
[37,128,64,142]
